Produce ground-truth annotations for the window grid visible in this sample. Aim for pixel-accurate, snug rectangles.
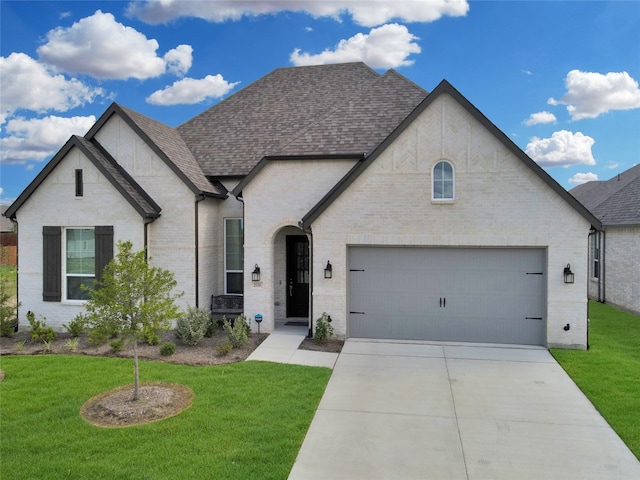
[65,227,95,301]
[432,161,454,201]
[224,218,244,295]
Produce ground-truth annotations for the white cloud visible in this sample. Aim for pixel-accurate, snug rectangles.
[0,53,103,124]
[0,115,96,165]
[548,70,640,120]
[164,44,193,76]
[290,23,420,69]
[569,172,598,185]
[523,111,557,126]
[146,75,239,105]
[525,130,596,168]
[127,0,469,27]
[37,10,193,80]
[607,162,619,169]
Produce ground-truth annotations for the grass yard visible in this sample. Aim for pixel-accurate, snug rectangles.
[0,356,332,479]
[551,301,640,460]
[0,264,17,303]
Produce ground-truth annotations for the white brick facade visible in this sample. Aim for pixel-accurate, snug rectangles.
[603,227,640,315]
[15,146,144,329]
[242,94,592,348]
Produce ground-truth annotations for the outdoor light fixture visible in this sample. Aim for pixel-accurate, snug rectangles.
[252,264,261,282]
[324,261,333,279]
[563,264,574,284]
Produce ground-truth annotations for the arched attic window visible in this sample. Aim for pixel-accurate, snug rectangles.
[432,161,455,201]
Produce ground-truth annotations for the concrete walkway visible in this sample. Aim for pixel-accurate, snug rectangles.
[284,339,640,480]
[246,332,339,369]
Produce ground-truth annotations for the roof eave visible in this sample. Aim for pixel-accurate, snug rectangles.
[4,137,78,219]
[302,80,603,231]
[231,153,366,198]
[87,103,217,198]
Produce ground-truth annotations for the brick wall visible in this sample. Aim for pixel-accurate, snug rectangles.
[241,93,592,348]
[604,227,640,315]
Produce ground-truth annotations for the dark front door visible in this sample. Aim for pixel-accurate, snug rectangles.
[286,235,309,317]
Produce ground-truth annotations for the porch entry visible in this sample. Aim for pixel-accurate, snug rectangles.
[286,235,309,318]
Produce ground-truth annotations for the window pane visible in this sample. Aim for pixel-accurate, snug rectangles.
[227,273,243,294]
[67,276,93,300]
[433,161,453,199]
[225,219,244,271]
[443,180,453,198]
[66,229,95,274]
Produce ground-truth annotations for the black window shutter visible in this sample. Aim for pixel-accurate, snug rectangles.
[43,226,61,302]
[95,226,114,283]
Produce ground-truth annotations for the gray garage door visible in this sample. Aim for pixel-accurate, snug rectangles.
[348,247,546,346]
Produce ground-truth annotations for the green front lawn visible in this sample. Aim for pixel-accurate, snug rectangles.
[0,356,331,479]
[551,301,640,460]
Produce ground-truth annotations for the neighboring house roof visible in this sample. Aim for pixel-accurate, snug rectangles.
[179,63,424,177]
[1,206,15,231]
[87,104,227,198]
[571,164,640,227]
[301,79,602,230]
[4,136,162,220]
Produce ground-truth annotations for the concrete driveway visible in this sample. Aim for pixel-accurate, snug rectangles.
[288,340,640,480]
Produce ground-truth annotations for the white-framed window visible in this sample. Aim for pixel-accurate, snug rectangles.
[591,233,600,279]
[224,218,244,295]
[432,160,454,201]
[64,227,95,301]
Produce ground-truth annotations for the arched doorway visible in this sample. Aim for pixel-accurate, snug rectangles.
[273,226,310,333]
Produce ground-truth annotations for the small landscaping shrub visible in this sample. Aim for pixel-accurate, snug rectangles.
[87,317,120,345]
[160,341,176,356]
[314,312,334,344]
[0,268,19,337]
[42,339,53,353]
[16,340,25,351]
[223,315,249,348]
[110,339,124,353]
[64,338,80,352]
[176,306,210,346]
[204,316,217,337]
[215,341,233,356]
[63,313,88,337]
[26,311,56,343]
[142,325,162,346]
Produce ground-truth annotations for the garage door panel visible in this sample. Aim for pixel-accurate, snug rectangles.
[348,247,546,346]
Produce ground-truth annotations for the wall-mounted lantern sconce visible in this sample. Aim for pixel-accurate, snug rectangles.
[563,264,574,284]
[324,261,333,279]
[252,264,261,282]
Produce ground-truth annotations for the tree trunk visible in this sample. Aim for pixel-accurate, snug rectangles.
[133,337,140,401]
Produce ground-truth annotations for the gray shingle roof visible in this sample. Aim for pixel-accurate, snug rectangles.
[75,137,162,218]
[109,105,226,197]
[571,164,640,227]
[4,136,162,220]
[277,69,428,156]
[178,63,426,176]
[1,206,14,232]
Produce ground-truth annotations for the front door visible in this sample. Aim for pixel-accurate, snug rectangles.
[286,235,309,317]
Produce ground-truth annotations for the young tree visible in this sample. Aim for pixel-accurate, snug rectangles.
[85,240,183,400]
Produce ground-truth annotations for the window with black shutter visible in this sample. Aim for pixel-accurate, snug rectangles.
[43,226,62,302]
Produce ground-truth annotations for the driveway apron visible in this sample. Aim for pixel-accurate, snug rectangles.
[288,340,640,480]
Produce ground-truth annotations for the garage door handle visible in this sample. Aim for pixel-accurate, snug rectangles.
[350,311,365,315]
[525,317,543,320]
[439,297,446,308]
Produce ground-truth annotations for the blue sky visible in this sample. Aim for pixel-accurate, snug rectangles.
[1,1,639,205]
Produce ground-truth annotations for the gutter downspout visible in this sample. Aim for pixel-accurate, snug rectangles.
[143,218,155,263]
[601,229,606,304]
[299,221,313,338]
[194,194,206,308]
[10,218,18,330]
